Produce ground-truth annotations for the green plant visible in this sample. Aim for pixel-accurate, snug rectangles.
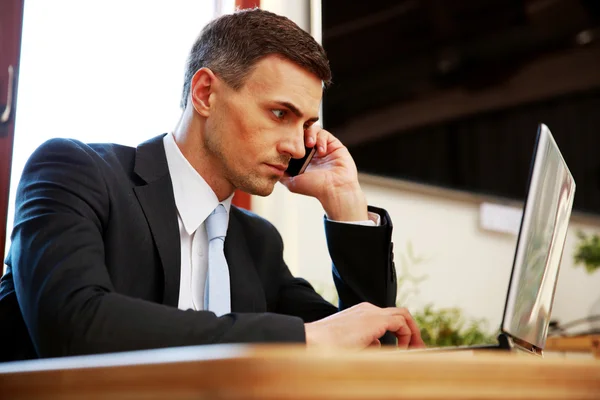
[574,231,600,274]
[394,242,496,346]
[413,304,497,347]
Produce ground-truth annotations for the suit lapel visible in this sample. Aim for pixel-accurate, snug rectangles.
[131,136,265,312]
[225,208,266,313]
[133,134,181,307]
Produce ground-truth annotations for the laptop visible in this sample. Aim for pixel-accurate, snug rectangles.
[413,123,576,356]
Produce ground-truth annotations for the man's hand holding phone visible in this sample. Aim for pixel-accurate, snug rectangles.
[280,127,426,350]
[279,125,369,222]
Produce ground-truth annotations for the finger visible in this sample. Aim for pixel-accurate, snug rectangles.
[385,308,426,349]
[369,339,381,348]
[304,124,319,148]
[387,315,412,349]
[409,330,426,348]
[379,313,412,348]
[315,128,329,156]
[279,175,292,186]
[398,311,425,348]
[396,331,411,349]
[278,169,316,198]
[317,128,345,154]
[404,314,426,348]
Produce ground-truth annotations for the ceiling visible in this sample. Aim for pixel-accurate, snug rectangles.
[322,0,600,144]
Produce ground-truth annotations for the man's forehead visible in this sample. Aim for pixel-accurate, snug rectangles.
[244,56,323,115]
[246,57,322,92]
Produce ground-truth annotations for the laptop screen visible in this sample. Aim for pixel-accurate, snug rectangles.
[501,124,576,351]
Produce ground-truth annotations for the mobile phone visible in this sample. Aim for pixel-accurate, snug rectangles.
[285,146,316,176]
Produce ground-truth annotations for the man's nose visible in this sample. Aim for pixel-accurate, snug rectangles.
[278,130,306,160]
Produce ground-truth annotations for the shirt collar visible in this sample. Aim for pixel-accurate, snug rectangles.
[163,133,233,235]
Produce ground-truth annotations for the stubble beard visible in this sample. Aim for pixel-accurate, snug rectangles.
[204,133,278,197]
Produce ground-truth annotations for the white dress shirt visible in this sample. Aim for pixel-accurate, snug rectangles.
[163,133,233,311]
[163,132,380,311]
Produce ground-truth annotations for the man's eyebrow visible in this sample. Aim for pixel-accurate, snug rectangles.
[275,101,319,123]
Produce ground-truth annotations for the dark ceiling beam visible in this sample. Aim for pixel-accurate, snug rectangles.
[427,0,457,41]
[338,45,600,147]
[323,0,418,40]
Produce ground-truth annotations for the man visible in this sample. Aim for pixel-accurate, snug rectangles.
[0,9,424,360]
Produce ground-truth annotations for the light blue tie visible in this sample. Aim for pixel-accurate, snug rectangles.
[204,204,231,316]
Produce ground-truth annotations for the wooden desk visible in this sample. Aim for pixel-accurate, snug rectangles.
[545,335,600,358]
[1,345,599,399]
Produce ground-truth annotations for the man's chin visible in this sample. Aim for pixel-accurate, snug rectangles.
[242,178,277,197]
[253,183,277,197]
[253,188,275,197]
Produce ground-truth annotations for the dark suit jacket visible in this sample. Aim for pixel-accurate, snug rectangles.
[0,134,397,361]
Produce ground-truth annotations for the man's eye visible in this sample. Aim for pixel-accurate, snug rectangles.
[272,109,286,119]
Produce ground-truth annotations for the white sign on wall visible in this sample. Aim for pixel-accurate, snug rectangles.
[479,202,523,235]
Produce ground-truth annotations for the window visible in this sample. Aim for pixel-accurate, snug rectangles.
[5,0,227,259]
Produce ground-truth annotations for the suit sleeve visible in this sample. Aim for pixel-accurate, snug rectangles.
[325,206,396,311]
[274,206,397,344]
[8,139,305,358]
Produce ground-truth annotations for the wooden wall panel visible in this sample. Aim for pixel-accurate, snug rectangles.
[0,0,24,265]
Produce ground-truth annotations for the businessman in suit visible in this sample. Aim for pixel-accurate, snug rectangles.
[0,8,424,360]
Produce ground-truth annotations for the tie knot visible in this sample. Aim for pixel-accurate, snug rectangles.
[206,204,228,241]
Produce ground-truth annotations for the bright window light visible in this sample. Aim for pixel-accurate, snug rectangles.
[4,0,219,261]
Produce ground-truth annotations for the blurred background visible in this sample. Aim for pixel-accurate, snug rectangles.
[2,0,600,346]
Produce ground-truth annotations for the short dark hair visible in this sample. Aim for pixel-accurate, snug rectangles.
[180,8,332,109]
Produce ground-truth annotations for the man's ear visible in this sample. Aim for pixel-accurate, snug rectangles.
[190,68,217,117]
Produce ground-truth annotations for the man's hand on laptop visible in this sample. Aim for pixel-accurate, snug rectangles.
[304,302,426,349]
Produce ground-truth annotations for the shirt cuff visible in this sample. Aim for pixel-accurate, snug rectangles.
[327,211,381,227]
